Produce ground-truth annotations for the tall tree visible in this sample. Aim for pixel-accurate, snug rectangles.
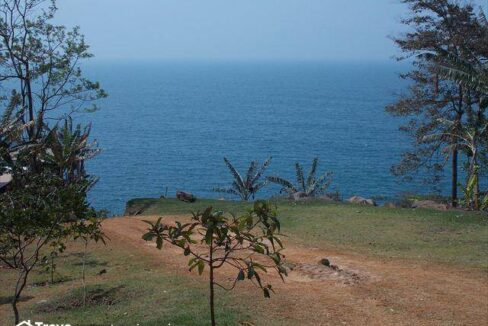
[0,0,106,142]
[0,1,106,323]
[386,0,487,207]
[424,50,488,209]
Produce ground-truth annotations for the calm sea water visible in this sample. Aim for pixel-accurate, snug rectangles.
[79,61,444,214]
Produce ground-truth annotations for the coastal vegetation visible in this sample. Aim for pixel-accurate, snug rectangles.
[214,157,272,201]
[0,0,487,325]
[0,0,106,323]
[387,0,487,209]
[267,157,333,199]
[428,49,488,209]
[0,199,486,325]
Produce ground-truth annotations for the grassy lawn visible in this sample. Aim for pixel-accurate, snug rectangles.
[0,233,275,326]
[130,198,488,269]
[1,198,486,325]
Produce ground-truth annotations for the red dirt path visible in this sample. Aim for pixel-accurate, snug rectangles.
[103,216,488,326]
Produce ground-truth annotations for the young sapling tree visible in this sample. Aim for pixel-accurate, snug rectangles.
[72,216,108,307]
[142,201,287,326]
[42,238,67,285]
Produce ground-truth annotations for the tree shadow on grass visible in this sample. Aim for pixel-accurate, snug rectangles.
[0,295,34,306]
[36,285,126,312]
[31,276,74,287]
[71,259,108,267]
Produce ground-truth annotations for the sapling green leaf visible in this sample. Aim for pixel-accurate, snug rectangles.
[142,201,287,326]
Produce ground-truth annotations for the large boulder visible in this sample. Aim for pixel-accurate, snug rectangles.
[411,200,448,210]
[176,191,196,203]
[347,196,376,206]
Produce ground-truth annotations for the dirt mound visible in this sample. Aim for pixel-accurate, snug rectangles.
[286,259,366,285]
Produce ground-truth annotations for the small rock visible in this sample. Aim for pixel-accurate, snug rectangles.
[98,269,107,275]
[176,191,196,203]
[319,258,331,266]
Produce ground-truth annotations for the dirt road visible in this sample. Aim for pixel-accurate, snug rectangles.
[103,216,488,326]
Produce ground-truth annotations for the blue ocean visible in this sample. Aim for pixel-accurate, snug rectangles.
[80,61,445,214]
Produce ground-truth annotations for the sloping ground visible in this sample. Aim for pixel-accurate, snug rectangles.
[103,215,488,326]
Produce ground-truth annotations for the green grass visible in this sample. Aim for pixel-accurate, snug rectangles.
[0,236,277,326]
[130,198,488,269]
[1,198,486,325]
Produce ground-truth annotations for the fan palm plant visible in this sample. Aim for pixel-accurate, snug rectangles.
[267,157,332,197]
[214,157,272,201]
[45,117,100,183]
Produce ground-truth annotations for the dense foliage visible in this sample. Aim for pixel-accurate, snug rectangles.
[386,0,487,208]
[0,1,106,323]
[424,49,488,209]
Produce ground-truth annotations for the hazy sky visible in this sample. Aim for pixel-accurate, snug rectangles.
[54,0,483,62]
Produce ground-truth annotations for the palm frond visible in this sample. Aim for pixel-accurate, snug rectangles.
[313,172,333,195]
[223,157,245,190]
[266,176,297,194]
[213,187,239,196]
[425,51,488,94]
[252,181,268,197]
[251,156,272,185]
[216,157,271,200]
[295,162,305,192]
[306,157,319,188]
[245,161,258,187]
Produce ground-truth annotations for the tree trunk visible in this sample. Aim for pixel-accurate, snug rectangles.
[474,178,479,210]
[82,240,87,307]
[209,244,216,326]
[472,153,479,211]
[12,268,29,325]
[25,62,36,141]
[451,100,463,207]
[451,149,458,207]
[12,298,20,325]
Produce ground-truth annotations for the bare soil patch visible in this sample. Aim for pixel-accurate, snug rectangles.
[102,216,488,326]
[286,258,366,285]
